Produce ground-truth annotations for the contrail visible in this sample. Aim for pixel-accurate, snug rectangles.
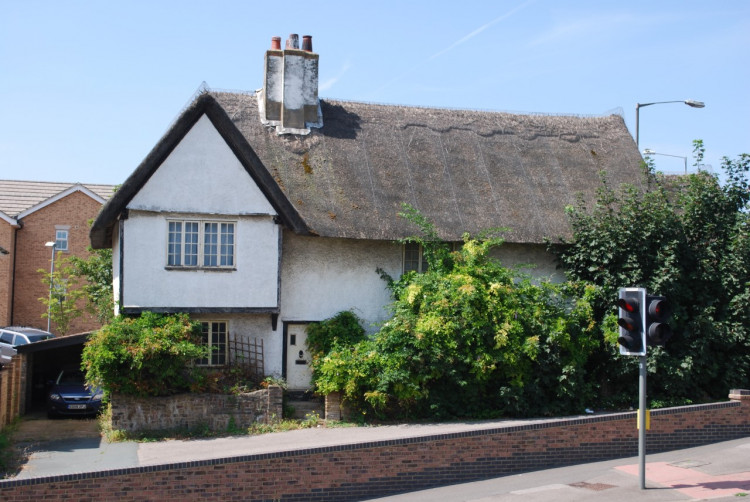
[428,0,536,61]
[369,0,536,99]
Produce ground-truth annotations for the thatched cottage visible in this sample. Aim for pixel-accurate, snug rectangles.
[91,34,643,389]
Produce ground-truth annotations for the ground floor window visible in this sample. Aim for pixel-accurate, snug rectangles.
[198,321,228,366]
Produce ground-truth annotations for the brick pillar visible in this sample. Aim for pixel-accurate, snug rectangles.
[325,392,341,421]
[266,385,283,423]
[729,389,750,405]
[0,367,7,427]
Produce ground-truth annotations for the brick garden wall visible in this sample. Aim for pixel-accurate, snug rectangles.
[110,386,284,433]
[1,390,748,501]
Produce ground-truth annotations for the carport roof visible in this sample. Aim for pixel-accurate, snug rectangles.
[15,332,91,354]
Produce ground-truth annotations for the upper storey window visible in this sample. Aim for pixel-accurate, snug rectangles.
[167,220,235,269]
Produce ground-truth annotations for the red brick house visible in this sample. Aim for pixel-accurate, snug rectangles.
[0,180,115,334]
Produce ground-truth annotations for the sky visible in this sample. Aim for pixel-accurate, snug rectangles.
[1,0,748,185]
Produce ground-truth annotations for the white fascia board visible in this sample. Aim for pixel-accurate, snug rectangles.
[16,184,106,219]
[0,210,19,227]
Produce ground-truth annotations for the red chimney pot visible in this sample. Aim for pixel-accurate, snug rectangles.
[302,35,313,52]
[271,37,281,50]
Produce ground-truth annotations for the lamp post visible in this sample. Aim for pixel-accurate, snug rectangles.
[45,241,56,332]
[635,99,705,148]
[643,149,688,174]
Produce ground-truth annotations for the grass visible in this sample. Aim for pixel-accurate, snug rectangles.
[0,421,24,479]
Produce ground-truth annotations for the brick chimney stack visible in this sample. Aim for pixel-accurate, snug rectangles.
[259,33,322,134]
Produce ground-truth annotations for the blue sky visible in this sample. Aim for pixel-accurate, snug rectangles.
[1,0,748,184]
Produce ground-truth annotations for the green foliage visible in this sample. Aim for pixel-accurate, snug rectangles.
[306,311,366,360]
[82,312,207,397]
[554,141,750,402]
[38,252,85,335]
[70,245,114,324]
[311,206,600,419]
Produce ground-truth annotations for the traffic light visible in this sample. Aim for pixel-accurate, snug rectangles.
[646,295,672,346]
[617,287,646,356]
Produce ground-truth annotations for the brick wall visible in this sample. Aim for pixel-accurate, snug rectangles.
[1,390,747,501]
[0,221,16,327]
[12,191,103,334]
[110,386,284,432]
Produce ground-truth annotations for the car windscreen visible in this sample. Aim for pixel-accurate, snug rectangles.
[26,334,52,343]
[57,370,86,385]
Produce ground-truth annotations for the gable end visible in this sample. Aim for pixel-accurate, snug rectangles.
[90,93,310,249]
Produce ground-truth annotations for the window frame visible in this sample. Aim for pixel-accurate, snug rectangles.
[403,242,427,274]
[402,242,462,274]
[55,227,69,252]
[166,219,236,270]
[197,320,228,367]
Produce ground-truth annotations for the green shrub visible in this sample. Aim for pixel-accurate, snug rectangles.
[310,208,600,420]
[82,312,206,396]
[307,311,366,360]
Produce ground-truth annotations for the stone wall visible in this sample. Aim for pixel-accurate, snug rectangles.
[110,385,283,433]
[2,390,748,501]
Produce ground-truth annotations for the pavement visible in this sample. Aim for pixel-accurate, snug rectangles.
[6,414,750,501]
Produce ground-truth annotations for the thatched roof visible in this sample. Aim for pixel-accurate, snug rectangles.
[91,92,643,248]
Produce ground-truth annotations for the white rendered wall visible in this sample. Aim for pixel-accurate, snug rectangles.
[279,234,565,334]
[128,114,276,216]
[280,233,401,333]
[112,220,121,316]
[490,243,565,283]
[192,313,283,377]
[121,211,279,309]
[121,113,281,309]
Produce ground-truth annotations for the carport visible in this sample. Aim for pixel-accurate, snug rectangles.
[15,333,91,413]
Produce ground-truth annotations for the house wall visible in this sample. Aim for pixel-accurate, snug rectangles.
[119,113,281,312]
[120,211,280,310]
[191,313,282,376]
[113,219,566,379]
[278,234,564,331]
[0,221,15,326]
[490,242,565,282]
[127,114,275,216]
[280,233,401,332]
[11,191,102,334]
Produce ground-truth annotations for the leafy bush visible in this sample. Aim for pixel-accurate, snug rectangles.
[82,312,206,397]
[311,207,599,420]
[307,311,366,360]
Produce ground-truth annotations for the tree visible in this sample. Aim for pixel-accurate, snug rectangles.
[38,252,85,335]
[554,141,750,403]
[70,246,114,324]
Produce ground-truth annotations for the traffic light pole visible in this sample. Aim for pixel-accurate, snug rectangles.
[639,354,647,489]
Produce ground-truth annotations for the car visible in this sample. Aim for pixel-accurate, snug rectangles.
[0,326,55,366]
[47,368,104,418]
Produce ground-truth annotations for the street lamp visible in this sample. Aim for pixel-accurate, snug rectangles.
[643,149,688,174]
[45,241,56,332]
[635,99,705,147]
